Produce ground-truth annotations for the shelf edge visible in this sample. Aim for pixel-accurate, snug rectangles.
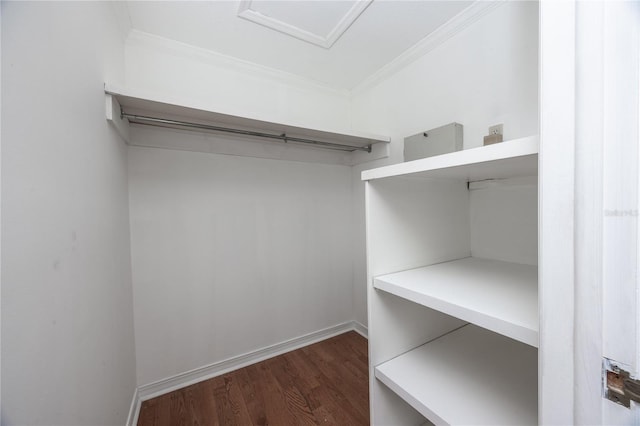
[374,367,448,425]
[374,277,539,347]
[361,135,539,181]
[373,325,538,425]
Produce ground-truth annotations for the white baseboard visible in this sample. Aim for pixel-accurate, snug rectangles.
[126,387,140,426]
[137,321,364,402]
[353,321,368,338]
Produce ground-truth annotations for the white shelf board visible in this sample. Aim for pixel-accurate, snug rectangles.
[104,83,390,150]
[375,324,538,425]
[374,257,538,347]
[361,135,538,181]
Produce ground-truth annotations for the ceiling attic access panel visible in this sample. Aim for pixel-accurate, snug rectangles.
[105,84,390,166]
[237,0,373,49]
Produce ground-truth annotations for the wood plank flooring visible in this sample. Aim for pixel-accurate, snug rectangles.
[137,331,369,426]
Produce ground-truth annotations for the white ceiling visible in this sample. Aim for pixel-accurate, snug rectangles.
[123,1,474,91]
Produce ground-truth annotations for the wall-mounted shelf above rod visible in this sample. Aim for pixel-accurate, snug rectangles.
[104,83,390,157]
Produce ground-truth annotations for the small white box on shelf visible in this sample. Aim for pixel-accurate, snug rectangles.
[404,122,463,161]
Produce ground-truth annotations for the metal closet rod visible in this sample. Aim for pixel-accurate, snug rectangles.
[120,110,372,153]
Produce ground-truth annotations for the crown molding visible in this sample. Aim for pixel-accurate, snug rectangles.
[126,30,350,98]
[237,0,372,49]
[351,1,506,96]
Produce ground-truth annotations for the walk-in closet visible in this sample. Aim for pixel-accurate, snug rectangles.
[2,1,639,425]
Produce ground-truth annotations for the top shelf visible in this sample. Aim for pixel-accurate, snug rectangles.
[361,135,538,181]
[104,84,390,152]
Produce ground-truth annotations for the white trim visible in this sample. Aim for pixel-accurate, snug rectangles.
[574,2,604,422]
[325,1,373,49]
[137,321,364,401]
[126,387,140,426]
[237,0,372,49]
[238,5,326,48]
[105,94,129,143]
[353,321,368,339]
[126,30,349,98]
[539,1,576,423]
[351,1,505,96]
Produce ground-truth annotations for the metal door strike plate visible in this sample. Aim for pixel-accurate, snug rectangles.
[604,358,640,408]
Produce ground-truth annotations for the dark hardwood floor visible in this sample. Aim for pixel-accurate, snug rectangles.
[137,331,369,426]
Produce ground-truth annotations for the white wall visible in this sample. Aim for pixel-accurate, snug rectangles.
[1,3,136,425]
[470,181,538,266]
[350,1,540,326]
[128,140,354,386]
[123,29,363,386]
[124,31,353,136]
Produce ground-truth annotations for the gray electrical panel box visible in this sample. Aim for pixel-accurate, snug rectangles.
[404,122,463,161]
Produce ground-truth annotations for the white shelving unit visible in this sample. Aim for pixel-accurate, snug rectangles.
[363,136,539,425]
